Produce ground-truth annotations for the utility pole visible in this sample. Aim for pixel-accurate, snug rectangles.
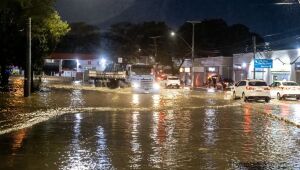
[24,17,31,97]
[150,36,161,59]
[253,36,256,80]
[187,21,201,88]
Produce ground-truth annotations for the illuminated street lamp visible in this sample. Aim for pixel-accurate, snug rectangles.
[101,58,106,65]
[171,20,201,88]
[170,31,192,50]
[170,31,176,37]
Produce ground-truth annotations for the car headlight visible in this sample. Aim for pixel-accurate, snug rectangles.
[153,83,160,89]
[132,82,140,88]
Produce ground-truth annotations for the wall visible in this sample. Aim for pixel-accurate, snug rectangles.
[233,49,300,84]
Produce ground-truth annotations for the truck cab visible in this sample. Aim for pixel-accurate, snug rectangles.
[128,64,160,93]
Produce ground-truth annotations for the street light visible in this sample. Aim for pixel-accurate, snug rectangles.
[170,20,201,88]
[149,36,161,59]
[170,31,192,50]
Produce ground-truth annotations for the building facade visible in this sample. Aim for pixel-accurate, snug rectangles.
[233,49,300,84]
[179,56,233,87]
[44,53,105,79]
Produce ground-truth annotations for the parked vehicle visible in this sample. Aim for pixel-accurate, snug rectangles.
[222,78,234,89]
[269,81,300,100]
[165,76,180,89]
[232,79,271,102]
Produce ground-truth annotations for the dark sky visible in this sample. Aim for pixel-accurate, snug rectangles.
[55,0,300,35]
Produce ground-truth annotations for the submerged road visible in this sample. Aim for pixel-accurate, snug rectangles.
[0,80,299,169]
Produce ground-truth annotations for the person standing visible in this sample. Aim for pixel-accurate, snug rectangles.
[212,76,216,88]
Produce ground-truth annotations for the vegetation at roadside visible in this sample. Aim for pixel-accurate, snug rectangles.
[0,0,69,89]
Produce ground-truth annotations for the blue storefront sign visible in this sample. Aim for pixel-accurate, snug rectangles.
[254,59,273,68]
[295,62,300,70]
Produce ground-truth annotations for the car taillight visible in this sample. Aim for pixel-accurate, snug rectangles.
[281,87,290,90]
[264,87,270,90]
[246,86,255,90]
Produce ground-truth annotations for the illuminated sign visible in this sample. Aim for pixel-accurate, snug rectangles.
[254,59,273,68]
[295,62,300,70]
[184,68,190,73]
[207,67,216,72]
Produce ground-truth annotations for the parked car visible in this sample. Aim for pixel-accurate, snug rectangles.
[222,78,234,91]
[269,81,300,100]
[232,79,271,102]
[165,76,180,89]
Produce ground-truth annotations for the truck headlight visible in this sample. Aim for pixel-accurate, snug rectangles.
[132,82,140,88]
[153,83,160,90]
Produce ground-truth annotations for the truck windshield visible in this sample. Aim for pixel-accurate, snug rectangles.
[131,65,152,75]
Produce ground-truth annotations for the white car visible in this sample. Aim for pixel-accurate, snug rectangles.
[165,76,180,89]
[270,81,300,100]
[233,79,271,102]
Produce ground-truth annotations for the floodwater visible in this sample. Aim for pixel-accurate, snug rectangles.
[0,78,299,169]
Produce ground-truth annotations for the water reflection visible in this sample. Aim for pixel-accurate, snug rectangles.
[291,105,300,123]
[10,129,27,154]
[96,126,112,169]
[243,104,252,134]
[152,94,160,108]
[149,111,162,168]
[149,110,178,168]
[204,109,217,145]
[280,104,290,117]
[130,111,141,168]
[70,90,85,107]
[132,94,139,106]
[242,104,254,158]
[63,113,89,169]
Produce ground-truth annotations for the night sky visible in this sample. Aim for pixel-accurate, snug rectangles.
[55,0,300,35]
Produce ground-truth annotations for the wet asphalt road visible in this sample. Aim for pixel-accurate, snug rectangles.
[0,80,300,169]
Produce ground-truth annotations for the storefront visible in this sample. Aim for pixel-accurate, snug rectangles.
[233,49,300,84]
[193,56,233,87]
[179,59,192,86]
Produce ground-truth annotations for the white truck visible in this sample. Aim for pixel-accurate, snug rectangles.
[128,64,160,93]
[88,63,160,93]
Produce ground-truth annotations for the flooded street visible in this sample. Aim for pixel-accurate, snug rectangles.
[0,79,300,169]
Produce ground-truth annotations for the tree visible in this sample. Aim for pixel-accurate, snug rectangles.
[56,22,101,53]
[0,0,69,88]
[106,21,172,64]
[176,19,264,57]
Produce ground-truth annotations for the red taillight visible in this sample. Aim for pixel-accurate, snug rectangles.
[246,86,255,90]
